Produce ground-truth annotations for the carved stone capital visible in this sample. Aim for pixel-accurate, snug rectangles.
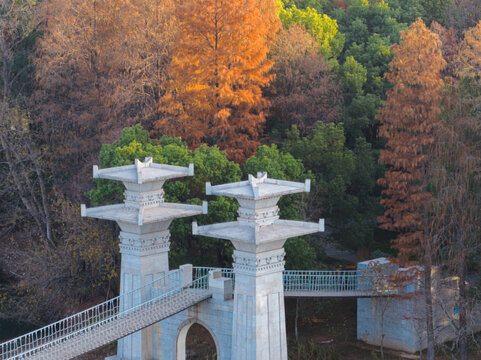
[119,231,171,256]
[232,249,285,275]
[124,189,165,209]
[237,206,280,226]
[119,242,170,256]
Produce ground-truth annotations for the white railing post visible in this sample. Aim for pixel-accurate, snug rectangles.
[208,270,233,301]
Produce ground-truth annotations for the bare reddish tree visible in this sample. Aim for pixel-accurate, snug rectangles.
[33,0,176,193]
[105,0,177,128]
[0,0,53,245]
[33,0,124,193]
[431,82,481,360]
[430,22,461,80]
[428,21,481,359]
[267,25,342,138]
[446,0,481,35]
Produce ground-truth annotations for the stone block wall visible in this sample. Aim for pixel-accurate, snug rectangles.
[158,295,234,360]
[356,258,461,353]
[158,271,234,360]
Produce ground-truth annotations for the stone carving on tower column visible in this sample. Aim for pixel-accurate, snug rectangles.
[193,172,324,360]
[81,157,207,360]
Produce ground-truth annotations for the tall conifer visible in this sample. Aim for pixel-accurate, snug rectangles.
[377,19,445,360]
[155,0,279,163]
[378,19,446,262]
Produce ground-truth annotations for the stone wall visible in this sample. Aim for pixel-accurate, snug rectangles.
[356,258,461,353]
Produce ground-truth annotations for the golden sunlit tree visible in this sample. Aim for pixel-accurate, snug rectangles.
[377,19,446,360]
[154,0,279,163]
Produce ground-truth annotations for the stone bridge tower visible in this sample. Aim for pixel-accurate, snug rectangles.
[192,173,323,360]
[82,157,206,360]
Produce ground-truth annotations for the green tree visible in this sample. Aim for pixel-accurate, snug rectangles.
[244,144,308,219]
[334,0,405,47]
[332,0,406,145]
[339,56,367,99]
[244,144,305,181]
[278,2,344,59]
[284,123,378,249]
[418,0,451,25]
[244,144,319,267]
[280,0,334,13]
[388,0,450,25]
[345,33,392,96]
[284,237,316,270]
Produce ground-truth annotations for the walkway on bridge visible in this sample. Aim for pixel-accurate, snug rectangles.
[195,267,384,298]
[1,267,387,360]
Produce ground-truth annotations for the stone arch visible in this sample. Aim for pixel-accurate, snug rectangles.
[175,318,220,360]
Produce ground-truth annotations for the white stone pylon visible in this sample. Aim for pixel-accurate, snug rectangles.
[194,173,324,360]
[82,158,206,360]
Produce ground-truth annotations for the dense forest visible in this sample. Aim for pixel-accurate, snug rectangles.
[1,0,481,357]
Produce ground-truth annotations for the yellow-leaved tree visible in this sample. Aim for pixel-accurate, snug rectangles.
[154,0,279,163]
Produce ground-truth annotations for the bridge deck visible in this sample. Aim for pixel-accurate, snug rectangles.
[194,267,386,298]
[29,290,210,360]
[1,270,211,360]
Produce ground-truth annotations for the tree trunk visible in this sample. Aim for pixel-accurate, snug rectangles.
[295,298,299,342]
[380,330,385,360]
[424,260,435,360]
[380,300,387,360]
[422,162,435,360]
[458,232,468,360]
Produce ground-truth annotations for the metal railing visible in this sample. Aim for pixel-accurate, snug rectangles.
[0,269,189,360]
[34,275,210,360]
[192,267,374,294]
[193,266,234,289]
[283,270,361,293]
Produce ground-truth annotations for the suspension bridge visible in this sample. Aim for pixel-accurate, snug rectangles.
[1,163,397,359]
[0,267,386,360]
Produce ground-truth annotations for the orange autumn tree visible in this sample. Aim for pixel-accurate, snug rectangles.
[377,19,445,360]
[154,0,279,163]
